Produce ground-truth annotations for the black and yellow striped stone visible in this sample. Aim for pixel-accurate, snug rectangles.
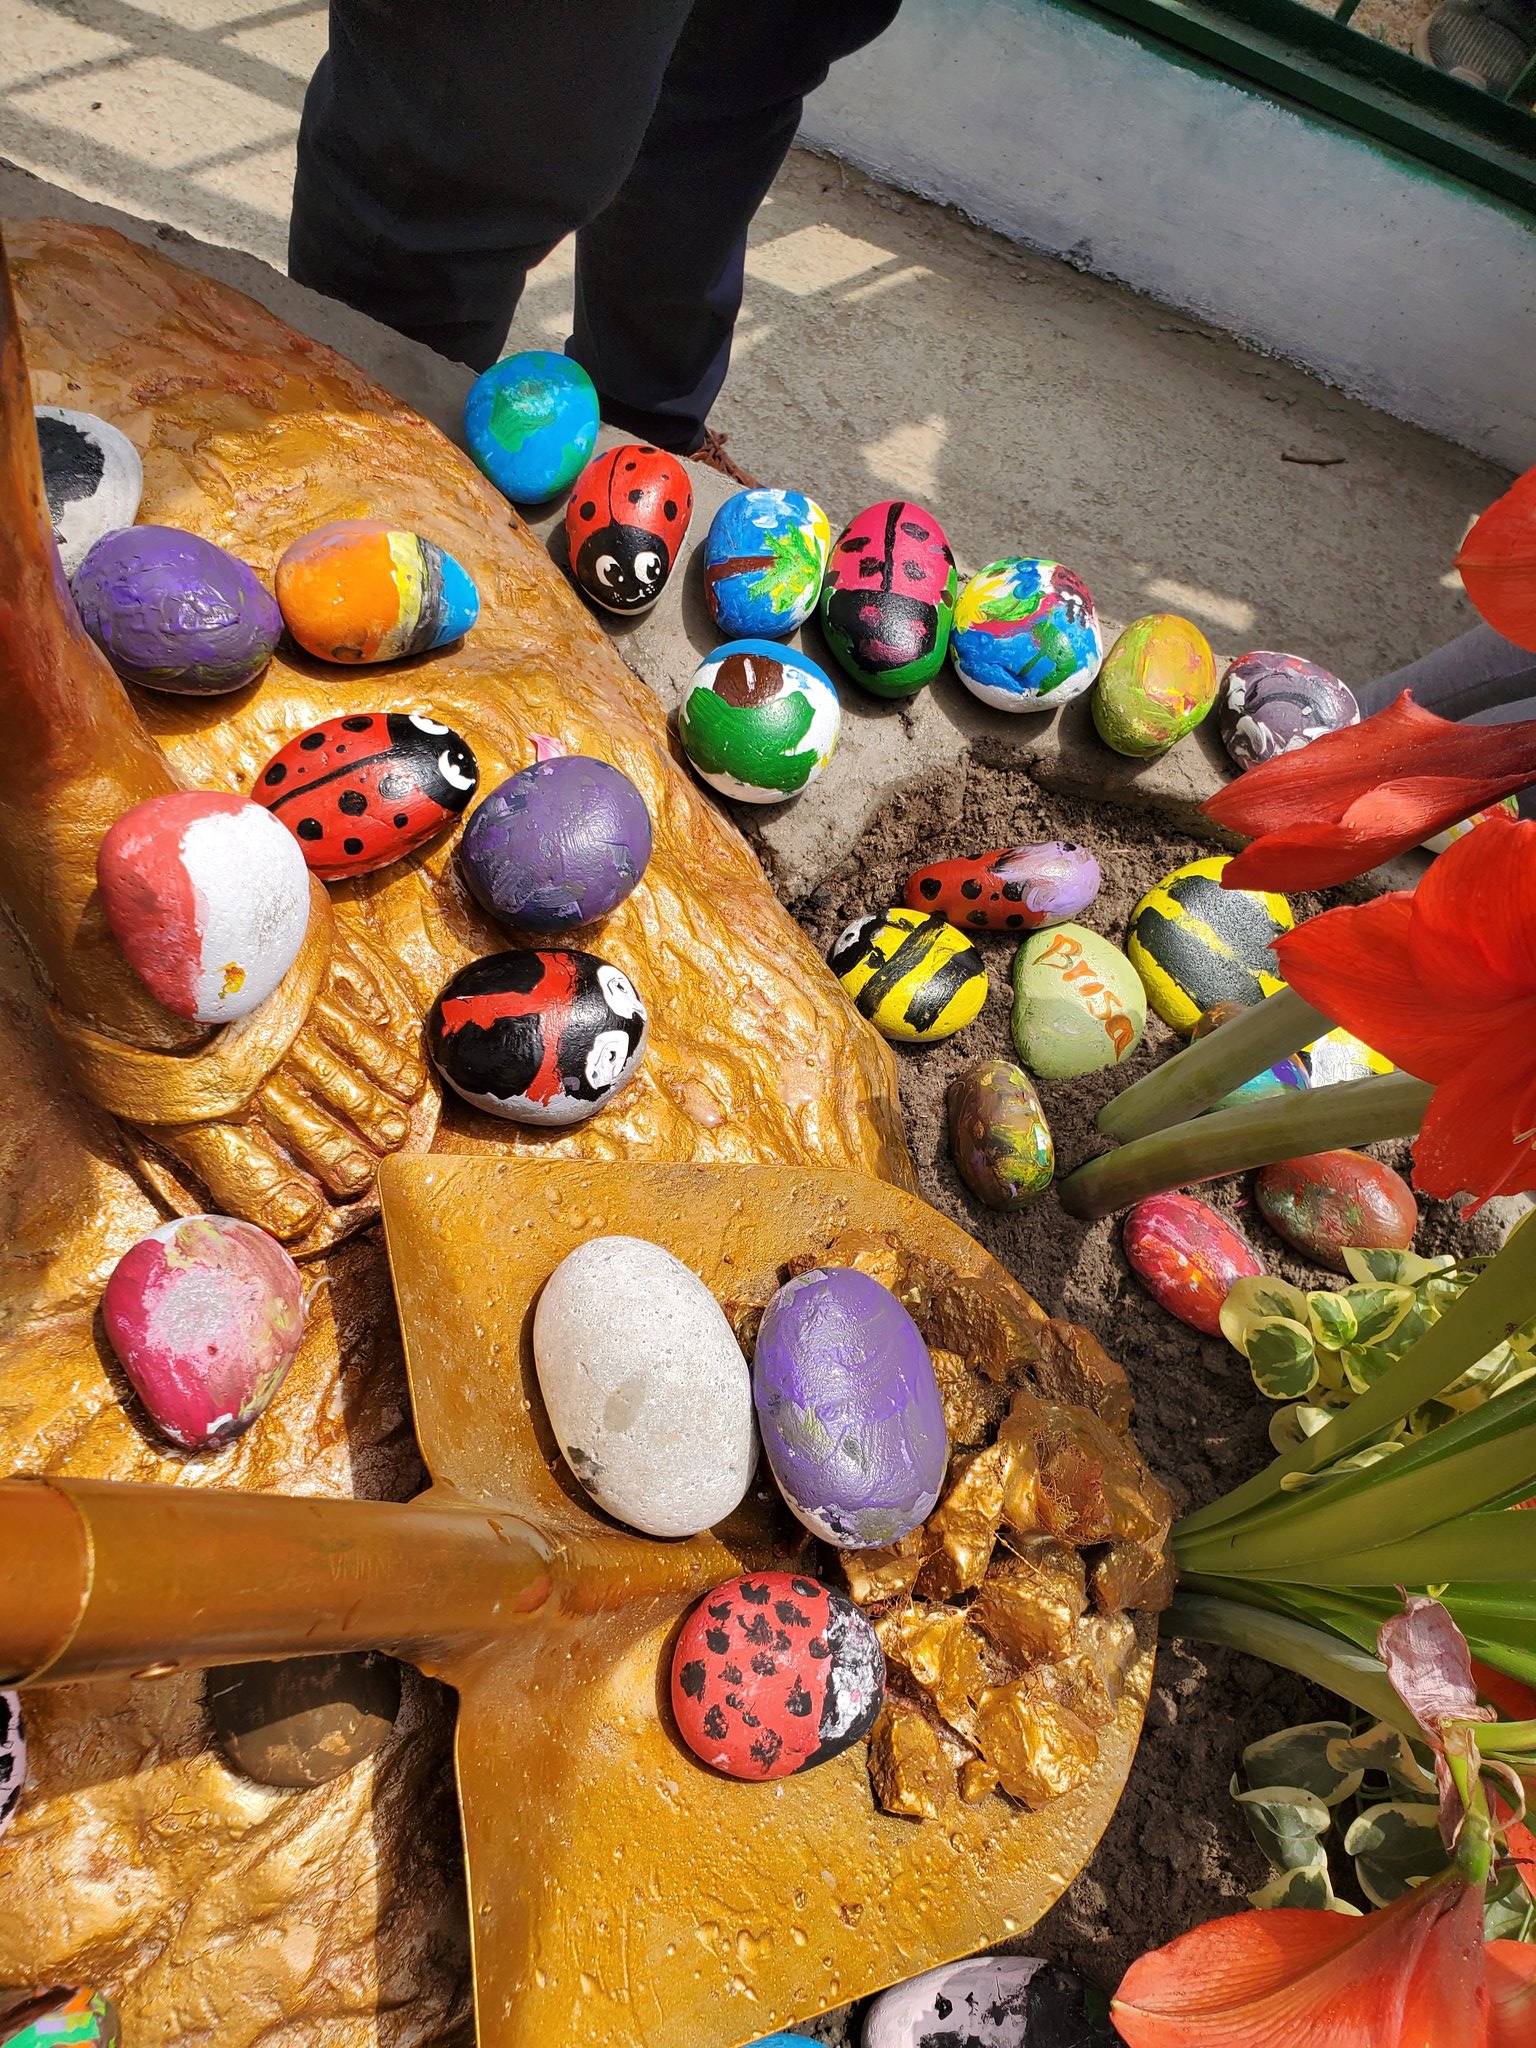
[830,906,988,1043]
[1126,856,1293,1034]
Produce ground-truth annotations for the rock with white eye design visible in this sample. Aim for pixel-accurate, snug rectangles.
[35,404,143,578]
[252,711,479,878]
[564,443,693,615]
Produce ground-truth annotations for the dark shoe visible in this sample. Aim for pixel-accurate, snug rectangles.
[692,429,761,489]
[1416,0,1536,94]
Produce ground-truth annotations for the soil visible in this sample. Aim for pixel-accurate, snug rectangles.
[738,758,1509,2024]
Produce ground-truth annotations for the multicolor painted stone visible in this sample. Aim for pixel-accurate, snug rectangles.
[704,487,831,638]
[671,1571,885,1781]
[1423,795,1521,854]
[1010,924,1146,1080]
[1192,1000,1311,1113]
[534,1235,754,1537]
[460,755,651,930]
[753,1267,948,1547]
[948,1059,1054,1208]
[0,1989,121,2048]
[564,442,693,613]
[1127,856,1293,1035]
[1091,613,1217,758]
[275,519,478,663]
[0,1690,23,1839]
[35,404,143,578]
[1254,1150,1417,1273]
[428,948,647,1125]
[1218,650,1359,770]
[678,640,841,804]
[208,1651,402,1787]
[864,1957,1105,2048]
[820,499,957,697]
[1123,1193,1264,1336]
[951,558,1103,712]
[1306,1026,1395,1087]
[102,1214,304,1450]
[464,350,599,503]
[97,791,311,1024]
[71,526,281,695]
[254,711,478,877]
[830,908,987,1043]
[903,841,1101,933]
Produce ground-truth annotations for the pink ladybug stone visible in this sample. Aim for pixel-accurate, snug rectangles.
[1123,1193,1263,1336]
[102,1215,304,1449]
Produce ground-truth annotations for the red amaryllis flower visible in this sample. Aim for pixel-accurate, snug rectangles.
[1203,693,1536,892]
[1270,816,1536,1205]
[1456,465,1536,653]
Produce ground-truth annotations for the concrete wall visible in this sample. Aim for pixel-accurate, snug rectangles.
[801,0,1536,468]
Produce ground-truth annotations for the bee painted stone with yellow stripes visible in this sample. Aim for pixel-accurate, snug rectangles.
[830,907,987,1044]
[1127,855,1293,1034]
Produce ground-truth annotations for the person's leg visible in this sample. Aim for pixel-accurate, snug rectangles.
[290,1,696,369]
[1359,623,1536,816]
[568,0,903,452]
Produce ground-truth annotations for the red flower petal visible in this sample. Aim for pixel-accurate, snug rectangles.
[1456,466,1536,653]
[1488,1940,1536,2048]
[1408,818,1536,1008]
[1412,1037,1536,1204]
[1273,895,1476,1081]
[1471,1659,1536,1721]
[1221,822,1413,894]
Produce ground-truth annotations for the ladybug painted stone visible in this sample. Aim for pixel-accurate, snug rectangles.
[670,1571,885,1782]
[903,841,1101,933]
[253,711,478,878]
[428,947,647,1125]
[564,443,693,614]
[819,499,957,698]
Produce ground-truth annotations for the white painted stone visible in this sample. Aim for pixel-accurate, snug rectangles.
[864,1957,1049,2048]
[35,405,143,578]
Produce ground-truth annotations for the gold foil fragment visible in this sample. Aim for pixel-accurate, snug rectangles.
[996,1388,1047,1533]
[959,1757,999,1805]
[929,1346,1005,1447]
[974,1684,1101,1807]
[875,1603,988,1743]
[1020,1653,1115,1732]
[867,1699,954,1820]
[1033,1318,1136,1435]
[1033,1403,1171,1547]
[1075,1612,1140,1708]
[915,1442,1011,1600]
[1092,1538,1176,1615]
[786,1227,903,1292]
[970,1539,1087,1665]
[840,1524,937,1606]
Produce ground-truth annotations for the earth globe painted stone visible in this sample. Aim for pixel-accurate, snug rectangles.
[253,711,478,879]
[461,755,652,930]
[951,558,1103,712]
[1126,855,1293,1035]
[0,1989,121,2048]
[830,907,987,1043]
[820,498,957,698]
[1092,613,1216,758]
[72,525,282,695]
[1218,650,1359,770]
[678,640,840,804]
[34,404,143,578]
[948,1058,1054,1209]
[1423,795,1520,854]
[903,841,1100,933]
[0,1689,23,1839]
[704,487,831,638]
[464,350,599,504]
[564,442,693,614]
[428,947,647,1125]
[276,519,479,664]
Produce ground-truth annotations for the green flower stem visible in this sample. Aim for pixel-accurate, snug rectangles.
[1164,1587,1417,1732]
[1473,1719,1536,1756]
[1220,1511,1536,1589]
[1058,1072,1434,1221]
[1096,987,1332,1141]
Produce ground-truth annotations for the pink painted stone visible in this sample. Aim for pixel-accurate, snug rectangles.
[102,1214,304,1449]
[1123,1192,1263,1336]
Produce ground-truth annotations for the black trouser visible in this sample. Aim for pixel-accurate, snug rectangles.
[1360,624,1536,816]
[289,0,901,450]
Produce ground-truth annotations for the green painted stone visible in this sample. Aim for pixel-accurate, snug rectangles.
[1010,923,1147,1080]
[1091,613,1217,759]
[947,1058,1054,1208]
[0,1989,120,2048]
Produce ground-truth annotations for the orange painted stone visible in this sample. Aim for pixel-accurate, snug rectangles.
[1255,1150,1417,1273]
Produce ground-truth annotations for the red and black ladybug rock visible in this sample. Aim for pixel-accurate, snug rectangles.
[428,947,648,1126]
[819,498,957,699]
[564,443,693,614]
[670,1571,884,1782]
[253,711,478,879]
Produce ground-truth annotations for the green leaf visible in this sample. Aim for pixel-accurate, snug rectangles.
[1325,1721,1437,1797]
[1221,1278,1313,1355]
[1248,1319,1320,1400]
[1242,1721,1360,1803]
[1344,1249,1456,1286]
[1484,1865,1536,1944]
[1344,1285,1415,1346]
[1269,1402,1344,1454]
[1247,1850,1353,1911]
[1230,1780,1332,1869]
[1343,1800,1448,1906]
[1308,1291,1358,1349]
[1341,1343,1399,1395]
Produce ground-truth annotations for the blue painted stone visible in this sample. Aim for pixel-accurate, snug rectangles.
[704,488,832,639]
[464,352,599,504]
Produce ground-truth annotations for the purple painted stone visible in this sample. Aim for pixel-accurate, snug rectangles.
[1218,650,1359,770]
[460,755,653,933]
[752,1266,948,1549]
[72,524,282,695]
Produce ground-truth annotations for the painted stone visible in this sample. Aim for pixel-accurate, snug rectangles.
[1191,1000,1311,1112]
[533,1235,754,1537]
[678,640,841,805]
[275,519,478,664]
[830,908,987,1044]
[903,841,1101,933]
[463,350,599,504]
[428,948,647,1125]
[208,1651,402,1787]
[753,1266,948,1548]
[71,525,281,696]
[1423,795,1520,854]
[1127,856,1294,1035]
[34,404,143,579]
[671,1571,884,1781]
[951,557,1103,712]
[1010,923,1146,1080]
[1091,613,1217,758]
[0,1690,23,1839]
[1307,1026,1395,1087]
[864,1956,1112,2048]
[1218,650,1359,770]
[948,1059,1055,1209]
[254,710,478,878]
[1255,1150,1417,1273]
[0,1989,121,2048]
[460,755,651,930]
[1123,1193,1264,1336]
[102,1214,304,1450]
[820,499,957,697]
[564,442,693,613]
[97,791,311,1024]
[703,487,831,638]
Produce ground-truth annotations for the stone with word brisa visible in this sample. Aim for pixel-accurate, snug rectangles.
[1010,922,1146,1079]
